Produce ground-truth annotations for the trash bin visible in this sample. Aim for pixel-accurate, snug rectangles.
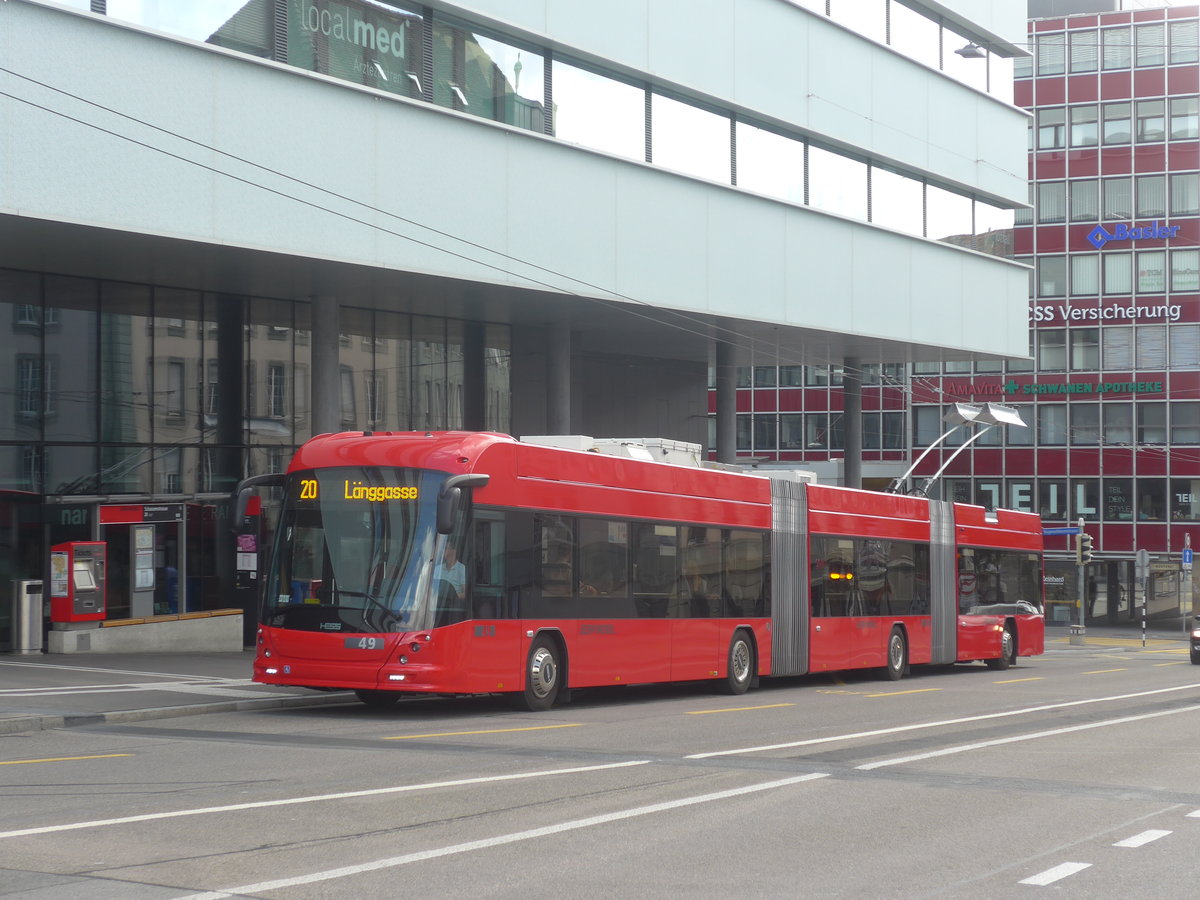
[13,580,44,654]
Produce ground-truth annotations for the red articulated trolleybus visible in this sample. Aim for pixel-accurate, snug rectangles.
[236,431,1044,711]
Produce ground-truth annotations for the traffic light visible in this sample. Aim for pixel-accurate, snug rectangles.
[1076,531,1094,566]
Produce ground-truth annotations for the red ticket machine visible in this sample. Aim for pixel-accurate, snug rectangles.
[50,541,107,623]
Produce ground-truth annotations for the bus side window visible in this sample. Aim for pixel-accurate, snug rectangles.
[472,511,505,618]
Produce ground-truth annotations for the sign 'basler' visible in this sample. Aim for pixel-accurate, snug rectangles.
[1086,220,1180,250]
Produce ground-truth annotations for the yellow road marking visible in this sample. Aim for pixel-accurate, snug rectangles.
[1082,668,1127,675]
[0,753,133,766]
[816,689,867,696]
[1154,661,1188,667]
[994,677,1043,684]
[686,703,794,715]
[383,724,583,740]
[864,688,941,698]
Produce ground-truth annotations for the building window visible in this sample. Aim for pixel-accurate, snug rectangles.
[1037,32,1066,75]
[21,446,43,492]
[1173,250,1200,293]
[1037,404,1068,445]
[1171,324,1200,368]
[1171,403,1200,444]
[204,360,219,416]
[1104,327,1133,369]
[1170,97,1198,141]
[736,367,752,388]
[1101,26,1131,70]
[1104,404,1133,445]
[806,365,843,387]
[1103,253,1132,294]
[1171,479,1200,520]
[1069,180,1098,221]
[1171,173,1199,215]
[1102,178,1132,220]
[1071,255,1099,296]
[1039,479,1068,520]
[805,413,830,450]
[1071,404,1100,445]
[267,364,286,418]
[1069,30,1097,73]
[1007,404,1034,445]
[779,366,803,387]
[1037,182,1066,223]
[365,373,384,426]
[165,360,184,417]
[1137,480,1166,521]
[1169,19,1199,65]
[1072,478,1100,521]
[1137,403,1167,444]
[1071,329,1100,370]
[754,366,776,388]
[1137,251,1166,294]
[1069,106,1098,148]
[1136,100,1165,143]
[754,414,777,450]
[780,414,803,450]
[1037,108,1066,150]
[1136,326,1167,369]
[1038,256,1067,298]
[1135,23,1165,67]
[1038,328,1067,370]
[1136,175,1166,219]
[340,366,356,426]
[1105,478,1134,520]
[1102,102,1131,145]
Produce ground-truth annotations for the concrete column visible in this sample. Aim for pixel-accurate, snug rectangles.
[310,296,340,435]
[547,321,571,434]
[842,355,862,489]
[463,321,486,431]
[715,337,736,464]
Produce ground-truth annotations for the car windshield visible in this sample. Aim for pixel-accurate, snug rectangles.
[262,467,448,634]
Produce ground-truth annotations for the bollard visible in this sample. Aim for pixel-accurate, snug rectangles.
[1068,624,1085,645]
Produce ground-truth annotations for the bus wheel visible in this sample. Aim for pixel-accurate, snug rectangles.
[518,636,561,711]
[355,689,399,709]
[885,628,907,681]
[719,630,754,695]
[986,625,1016,670]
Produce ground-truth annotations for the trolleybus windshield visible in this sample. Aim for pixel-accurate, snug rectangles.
[263,467,459,634]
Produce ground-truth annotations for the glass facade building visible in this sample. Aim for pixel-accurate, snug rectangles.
[1,0,1030,647]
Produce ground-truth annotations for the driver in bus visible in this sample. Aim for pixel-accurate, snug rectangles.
[435,543,467,602]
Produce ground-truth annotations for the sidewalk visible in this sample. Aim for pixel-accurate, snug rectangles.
[3,620,1194,737]
[0,650,351,736]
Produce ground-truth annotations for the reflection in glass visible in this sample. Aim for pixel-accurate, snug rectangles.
[808,146,867,219]
[736,123,804,204]
[651,94,729,184]
[433,18,545,131]
[870,167,923,236]
[552,61,644,161]
[284,0,422,92]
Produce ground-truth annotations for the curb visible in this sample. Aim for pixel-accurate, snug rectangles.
[0,691,354,736]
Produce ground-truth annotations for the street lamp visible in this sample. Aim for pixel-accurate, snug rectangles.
[889,402,1027,497]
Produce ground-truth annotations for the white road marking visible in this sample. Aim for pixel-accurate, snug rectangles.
[0,660,248,682]
[1113,829,1171,848]
[0,680,268,699]
[1019,862,1091,885]
[856,703,1200,770]
[686,682,1200,759]
[1188,809,1200,818]
[0,761,652,840]
[173,773,830,899]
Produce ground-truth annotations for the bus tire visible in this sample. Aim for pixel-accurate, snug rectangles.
[517,635,561,711]
[355,689,400,709]
[885,627,907,681]
[719,630,754,695]
[986,624,1016,670]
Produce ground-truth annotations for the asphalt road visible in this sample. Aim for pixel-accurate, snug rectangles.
[2,639,1199,899]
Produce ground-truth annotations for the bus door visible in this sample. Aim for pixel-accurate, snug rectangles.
[808,538,858,671]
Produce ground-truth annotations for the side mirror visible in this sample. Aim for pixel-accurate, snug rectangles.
[232,473,285,533]
[436,473,490,534]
